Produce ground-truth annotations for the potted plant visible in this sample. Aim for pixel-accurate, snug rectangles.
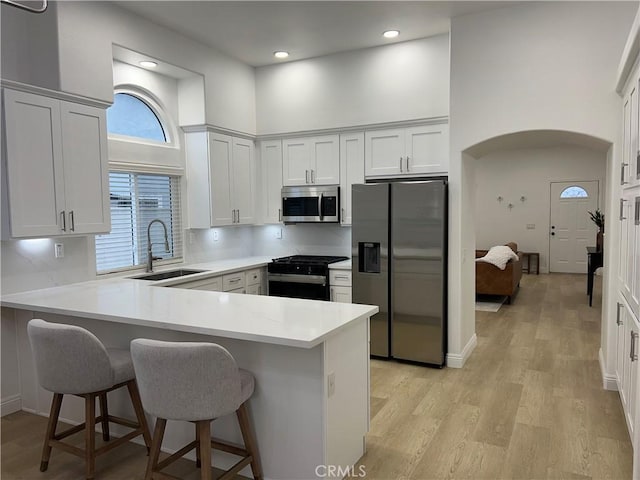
[589,209,605,251]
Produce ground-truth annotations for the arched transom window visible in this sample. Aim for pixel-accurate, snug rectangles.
[559,186,589,198]
[106,93,167,142]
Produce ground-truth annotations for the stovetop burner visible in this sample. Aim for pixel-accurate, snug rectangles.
[271,255,348,265]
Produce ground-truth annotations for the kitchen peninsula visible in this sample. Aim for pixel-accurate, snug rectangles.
[1,264,377,480]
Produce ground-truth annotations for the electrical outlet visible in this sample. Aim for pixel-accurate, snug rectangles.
[54,243,64,258]
[213,230,219,241]
[526,224,536,230]
[327,372,335,398]
[275,228,282,239]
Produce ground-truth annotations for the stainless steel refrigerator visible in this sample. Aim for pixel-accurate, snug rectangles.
[352,180,447,366]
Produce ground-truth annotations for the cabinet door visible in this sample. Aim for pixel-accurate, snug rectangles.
[260,140,283,224]
[632,194,640,317]
[623,95,632,186]
[339,133,364,226]
[365,129,404,178]
[209,133,234,226]
[617,301,626,388]
[232,137,255,225]
[620,197,631,297]
[60,102,110,234]
[246,283,261,295]
[628,311,640,439]
[405,124,449,175]
[3,89,65,237]
[310,135,340,185]
[282,138,311,186]
[631,83,638,186]
[330,285,352,303]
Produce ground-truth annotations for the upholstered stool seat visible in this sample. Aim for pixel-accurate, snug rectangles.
[131,339,263,480]
[27,319,151,479]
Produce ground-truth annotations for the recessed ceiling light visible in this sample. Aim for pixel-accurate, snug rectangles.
[383,30,400,39]
[139,60,158,68]
[274,51,289,59]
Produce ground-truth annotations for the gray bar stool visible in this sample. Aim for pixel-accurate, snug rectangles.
[130,339,263,480]
[27,319,152,479]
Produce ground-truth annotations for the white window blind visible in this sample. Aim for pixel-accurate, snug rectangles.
[96,172,183,274]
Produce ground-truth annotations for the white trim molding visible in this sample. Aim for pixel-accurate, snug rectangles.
[599,347,619,391]
[1,394,21,417]
[0,79,112,109]
[446,333,477,368]
[616,5,640,94]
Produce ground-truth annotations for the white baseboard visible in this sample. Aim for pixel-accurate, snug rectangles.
[1,394,21,417]
[446,334,478,368]
[599,347,619,391]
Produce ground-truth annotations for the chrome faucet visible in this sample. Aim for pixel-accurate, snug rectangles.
[146,219,170,272]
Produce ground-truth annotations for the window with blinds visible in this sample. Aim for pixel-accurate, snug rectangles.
[95,172,182,274]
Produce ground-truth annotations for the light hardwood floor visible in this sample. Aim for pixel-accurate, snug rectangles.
[1,274,632,479]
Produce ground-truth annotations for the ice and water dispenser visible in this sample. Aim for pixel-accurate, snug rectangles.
[358,242,381,274]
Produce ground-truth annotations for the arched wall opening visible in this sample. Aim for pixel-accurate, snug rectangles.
[451,129,618,381]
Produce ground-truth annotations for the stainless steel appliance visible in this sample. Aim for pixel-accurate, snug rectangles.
[281,185,340,223]
[352,180,447,366]
[268,255,349,300]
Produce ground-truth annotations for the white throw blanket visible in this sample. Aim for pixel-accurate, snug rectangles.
[476,245,518,270]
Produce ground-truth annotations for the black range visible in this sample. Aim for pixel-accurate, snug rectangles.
[267,255,349,301]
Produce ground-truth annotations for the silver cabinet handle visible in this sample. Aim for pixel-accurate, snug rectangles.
[621,162,629,185]
[617,302,623,326]
[331,287,334,302]
[311,169,315,183]
[60,211,66,232]
[229,277,241,283]
[620,198,627,221]
[400,157,403,172]
[635,197,640,226]
[406,156,410,172]
[69,210,75,231]
[278,208,282,222]
[237,209,240,223]
[341,208,345,220]
[334,275,350,280]
[305,170,309,183]
[631,330,638,362]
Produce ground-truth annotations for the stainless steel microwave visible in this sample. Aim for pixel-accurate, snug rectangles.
[281,185,340,223]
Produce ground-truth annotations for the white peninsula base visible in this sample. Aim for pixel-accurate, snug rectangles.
[3,307,370,480]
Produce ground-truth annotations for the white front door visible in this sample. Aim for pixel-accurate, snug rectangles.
[549,181,599,273]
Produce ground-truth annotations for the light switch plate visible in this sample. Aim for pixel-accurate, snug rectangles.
[213,230,219,241]
[275,228,282,239]
[54,243,64,258]
[526,224,535,230]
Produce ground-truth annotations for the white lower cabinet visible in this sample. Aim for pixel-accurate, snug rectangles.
[616,297,640,443]
[329,269,352,303]
[165,267,265,296]
[2,88,110,238]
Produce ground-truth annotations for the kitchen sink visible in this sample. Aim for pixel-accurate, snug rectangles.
[130,269,206,281]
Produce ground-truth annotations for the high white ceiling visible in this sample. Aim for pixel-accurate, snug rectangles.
[116,1,519,67]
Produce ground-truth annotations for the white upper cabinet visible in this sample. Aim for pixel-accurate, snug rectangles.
[339,132,365,226]
[621,63,640,188]
[186,131,255,228]
[365,124,449,178]
[2,88,109,238]
[282,135,339,186]
[260,139,283,224]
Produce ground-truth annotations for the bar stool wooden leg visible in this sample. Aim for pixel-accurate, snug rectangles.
[195,422,202,468]
[99,393,110,442]
[85,394,96,480]
[146,418,166,480]
[127,380,152,450]
[40,393,63,472]
[237,403,263,480]
[197,420,212,480]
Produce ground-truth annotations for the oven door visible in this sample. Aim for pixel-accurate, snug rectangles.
[268,273,329,300]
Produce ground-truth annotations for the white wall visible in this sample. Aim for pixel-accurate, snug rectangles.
[0,2,60,91]
[475,145,607,273]
[185,228,254,264]
[449,2,635,365]
[255,35,449,134]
